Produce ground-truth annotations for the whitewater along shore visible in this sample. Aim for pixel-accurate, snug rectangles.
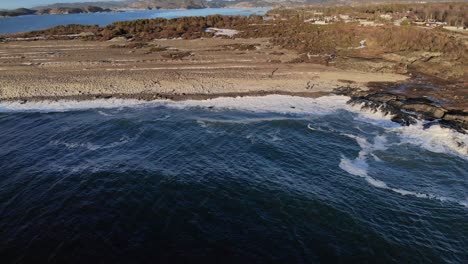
[0,37,466,131]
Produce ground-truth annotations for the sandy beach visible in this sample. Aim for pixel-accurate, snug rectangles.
[0,38,408,101]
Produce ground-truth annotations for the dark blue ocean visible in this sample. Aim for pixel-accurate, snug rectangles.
[0,95,467,263]
[0,7,269,34]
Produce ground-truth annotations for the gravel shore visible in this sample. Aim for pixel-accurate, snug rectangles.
[0,38,408,101]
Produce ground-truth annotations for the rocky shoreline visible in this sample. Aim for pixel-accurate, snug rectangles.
[2,83,466,134]
[0,38,466,134]
[2,90,329,103]
[334,87,468,133]
[2,84,467,135]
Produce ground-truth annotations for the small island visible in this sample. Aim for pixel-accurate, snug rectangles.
[0,6,112,17]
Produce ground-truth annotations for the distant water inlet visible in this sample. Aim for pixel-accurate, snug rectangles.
[0,95,467,263]
[0,7,269,34]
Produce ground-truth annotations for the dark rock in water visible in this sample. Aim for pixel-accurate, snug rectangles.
[94,95,113,99]
[391,113,418,126]
[348,95,418,126]
[334,87,467,133]
[399,101,447,119]
[442,111,468,130]
[365,93,399,103]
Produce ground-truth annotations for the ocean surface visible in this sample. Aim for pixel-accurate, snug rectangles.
[0,7,269,34]
[0,95,467,263]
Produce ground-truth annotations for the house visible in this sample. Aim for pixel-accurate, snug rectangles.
[339,14,350,20]
[324,16,338,22]
[304,17,331,25]
[304,17,319,23]
[425,20,447,27]
[314,20,328,25]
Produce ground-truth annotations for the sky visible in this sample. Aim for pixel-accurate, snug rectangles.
[0,0,122,10]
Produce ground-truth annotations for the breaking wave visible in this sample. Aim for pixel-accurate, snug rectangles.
[50,135,132,151]
[1,95,466,160]
[339,133,467,207]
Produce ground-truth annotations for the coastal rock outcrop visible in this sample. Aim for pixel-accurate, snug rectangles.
[334,87,468,132]
[442,111,468,131]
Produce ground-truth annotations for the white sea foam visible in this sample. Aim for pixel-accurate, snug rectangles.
[50,135,134,151]
[167,95,354,115]
[307,124,317,131]
[392,122,468,159]
[339,133,467,207]
[2,95,466,205]
[1,95,466,160]
[0,95,352,114]
[352,104,401,129]
[371,153,383,162]
[339,156,368,178]
[339,134,383,179]
[199,116,308,125]
[307,123,337,133]
[0,98,156,112]
[50,140,100,151]
[267,129,282,142]
[197,120,208,128]
[459,200,468,207]
[346,102,467,159]
[97,110,113,116]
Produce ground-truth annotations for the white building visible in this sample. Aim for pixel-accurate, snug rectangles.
[380,14,392,20]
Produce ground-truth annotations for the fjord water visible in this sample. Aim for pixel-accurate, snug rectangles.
[0,7,269,34]
[0,95,467,263]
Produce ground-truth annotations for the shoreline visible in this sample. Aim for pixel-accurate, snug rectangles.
[1,90,330,103]
[0,7,268,18]
[0,38,466,132]
[2,89,467,134]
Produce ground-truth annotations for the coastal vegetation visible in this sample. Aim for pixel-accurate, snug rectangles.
[268,2,467,27]
[12,13,465,58]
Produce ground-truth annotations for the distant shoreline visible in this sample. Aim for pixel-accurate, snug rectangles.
[0,7,269,35]
[0,6,268,18]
